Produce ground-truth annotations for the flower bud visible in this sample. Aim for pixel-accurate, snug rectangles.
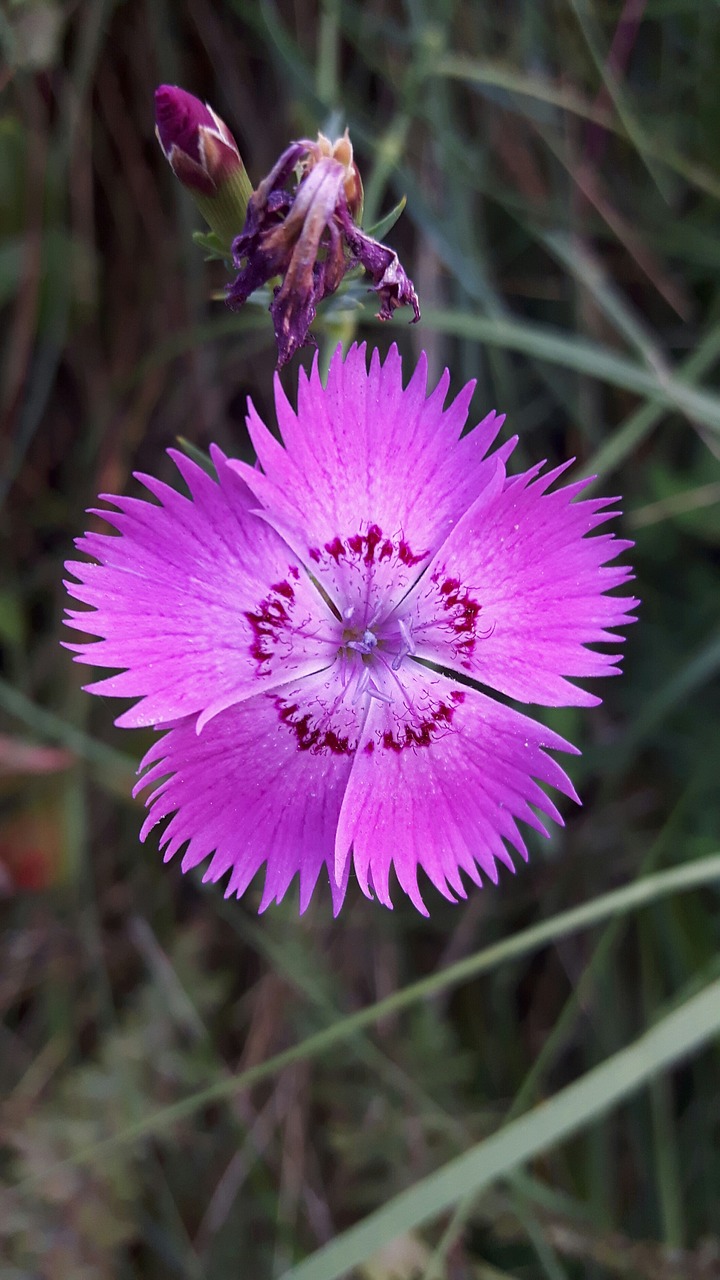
[155,85,253,252]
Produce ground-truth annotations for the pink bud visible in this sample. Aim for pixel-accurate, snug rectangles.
[155,85,243,196]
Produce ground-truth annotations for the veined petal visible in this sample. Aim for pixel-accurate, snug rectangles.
[229,342,512,616]
[404,464,638,707]
[64,450,336,727]
[135,674,354,913]
[335,662,578,914]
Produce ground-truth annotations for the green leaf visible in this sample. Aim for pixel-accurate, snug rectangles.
[413,307,720,438]
[281,973,720,1280]
[365,195,408,241]
[8,854,720,1198]
[191,229,233,265]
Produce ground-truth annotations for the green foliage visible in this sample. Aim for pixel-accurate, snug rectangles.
[192,228,234,266]
[364,195,408,241]
[2,1,720,1278]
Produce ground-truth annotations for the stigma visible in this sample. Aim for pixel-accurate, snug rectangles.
[346,628,378,656]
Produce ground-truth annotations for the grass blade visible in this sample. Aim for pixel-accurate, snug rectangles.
[282,974,720,1280]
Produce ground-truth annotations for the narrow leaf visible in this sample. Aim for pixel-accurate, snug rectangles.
[282,974,720,1280]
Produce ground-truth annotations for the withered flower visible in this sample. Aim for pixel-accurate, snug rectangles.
[227,132,420,366]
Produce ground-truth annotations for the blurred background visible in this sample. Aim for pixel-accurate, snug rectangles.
[2,1,720,1277]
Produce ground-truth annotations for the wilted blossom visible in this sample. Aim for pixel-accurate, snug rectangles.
[228,132,421,366]
[64,346,636,915]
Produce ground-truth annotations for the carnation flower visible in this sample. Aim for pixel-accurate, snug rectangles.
[227,132,420,366]
[64,345,636,915]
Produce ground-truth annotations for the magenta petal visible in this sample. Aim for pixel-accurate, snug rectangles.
[64,450,336,727]
[335,663,578,915]
[155,86,218,164]
[63,344,636,917]
[135,680,355,914]
[405,464,638,707]
[229,342,511,615]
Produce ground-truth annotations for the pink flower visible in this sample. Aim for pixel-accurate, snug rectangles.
[64,346,636,915]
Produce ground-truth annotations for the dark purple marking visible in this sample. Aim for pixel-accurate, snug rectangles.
[380,692,464,753]
[398,539,427,568]
[431,572,484,664]
[275,698,353,756]
[346,526,383,564]
[363,523,383,564]
[245,575,297,666]
[312,526,429,573]
[325,536,346,564]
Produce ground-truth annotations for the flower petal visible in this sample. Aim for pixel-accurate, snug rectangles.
[64,451,336,727]
[335,661,578,914]
[135,672,355,913]
[229,342,512,616]
[404,464,638,707]
[336,202,421,322]
[227,140,308,315]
